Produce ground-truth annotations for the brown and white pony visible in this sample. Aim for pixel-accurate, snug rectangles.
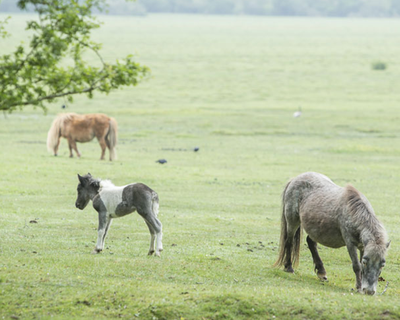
[47,113,118,161]
[274,172,389,295]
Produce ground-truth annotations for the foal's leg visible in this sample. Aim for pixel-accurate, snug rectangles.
[139,210,163,257]
[306,236,328,281]
[93,212,110,254]
[102,218,113,246]
[144,221,156,256]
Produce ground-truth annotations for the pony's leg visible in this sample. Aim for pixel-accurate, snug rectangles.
[346,242,362,292]
[97,136,107,160]
[306,236,328,281]
[68,139,73,157]
[54,137,61,156]
[93,211,110,254]
[67,138,81,158]
[144,221,156,255]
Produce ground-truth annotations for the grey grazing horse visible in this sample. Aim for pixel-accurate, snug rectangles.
[75,173,163,256]
[274,172,389,295]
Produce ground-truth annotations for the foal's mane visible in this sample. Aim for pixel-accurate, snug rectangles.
[99,179,115,191]
[345,184,387,246]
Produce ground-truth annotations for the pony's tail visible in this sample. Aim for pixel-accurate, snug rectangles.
[46,116,62,154]
[273,179,302,269]
[107,117,118,161]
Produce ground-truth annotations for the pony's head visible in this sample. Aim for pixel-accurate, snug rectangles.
[361,240,390,295]
[75,173,100,210]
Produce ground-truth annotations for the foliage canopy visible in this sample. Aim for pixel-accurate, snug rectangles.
[0,0,149,112]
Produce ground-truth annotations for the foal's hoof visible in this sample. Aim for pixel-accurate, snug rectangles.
[148,250,155,256]
[92,248,102,254]
[155,251,161,257]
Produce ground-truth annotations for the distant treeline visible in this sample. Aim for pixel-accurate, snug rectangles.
[1,0,400,17]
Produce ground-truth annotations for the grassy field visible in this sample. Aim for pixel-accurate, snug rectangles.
[1,13,400,319]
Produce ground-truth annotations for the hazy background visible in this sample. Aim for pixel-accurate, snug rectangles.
[1,0,400,17]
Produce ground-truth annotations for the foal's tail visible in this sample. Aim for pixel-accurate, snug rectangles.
[46,115,64,154]
[106,117,118,161]
[151,192,160,217]
[273,179,302,269]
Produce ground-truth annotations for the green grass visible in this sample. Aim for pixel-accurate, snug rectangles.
[1,13,400,319]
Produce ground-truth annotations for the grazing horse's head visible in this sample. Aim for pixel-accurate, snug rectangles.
[361,241,390,295]
[75,173,100,210]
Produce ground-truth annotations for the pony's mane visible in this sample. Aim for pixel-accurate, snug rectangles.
[58,112,78,122]
[345,184,387,247]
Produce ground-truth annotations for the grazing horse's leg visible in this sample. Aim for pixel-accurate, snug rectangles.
[283,226,299,273]
[359,249,364,263]
[97,136,107,160]
[306,236,328,281]
[346,242,362,292]
[93,211,110,254]
[144,221,156,256]
[282,203,300,273]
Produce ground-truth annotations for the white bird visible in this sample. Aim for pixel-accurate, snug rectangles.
[293,106,302,118]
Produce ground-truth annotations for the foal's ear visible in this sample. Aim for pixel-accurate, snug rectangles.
[78,174,83,183]
[386,240,391,249]
[78,174,86,185]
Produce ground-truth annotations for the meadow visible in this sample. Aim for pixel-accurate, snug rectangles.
[1,13,400,319]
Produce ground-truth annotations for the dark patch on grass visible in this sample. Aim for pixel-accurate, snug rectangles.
[76,300,91,306]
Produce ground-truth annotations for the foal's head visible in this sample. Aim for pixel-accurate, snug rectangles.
[75,173,100,210]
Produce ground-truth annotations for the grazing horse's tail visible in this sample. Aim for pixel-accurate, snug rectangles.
[273,179,302,268]
[106,117,118,161]
[47,114,70,154]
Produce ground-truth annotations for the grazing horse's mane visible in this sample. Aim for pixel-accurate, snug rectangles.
[345,184,387,248]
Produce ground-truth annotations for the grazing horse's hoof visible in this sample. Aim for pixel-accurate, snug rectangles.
[284,267,294,273]
[92,248,102,254]
[148,250,154,256]
[317,273,328,281]
[155,252,161,257]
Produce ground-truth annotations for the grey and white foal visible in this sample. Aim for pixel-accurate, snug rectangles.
[75,173,163,256]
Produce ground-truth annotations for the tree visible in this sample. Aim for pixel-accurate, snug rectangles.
[0,0,150,112]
